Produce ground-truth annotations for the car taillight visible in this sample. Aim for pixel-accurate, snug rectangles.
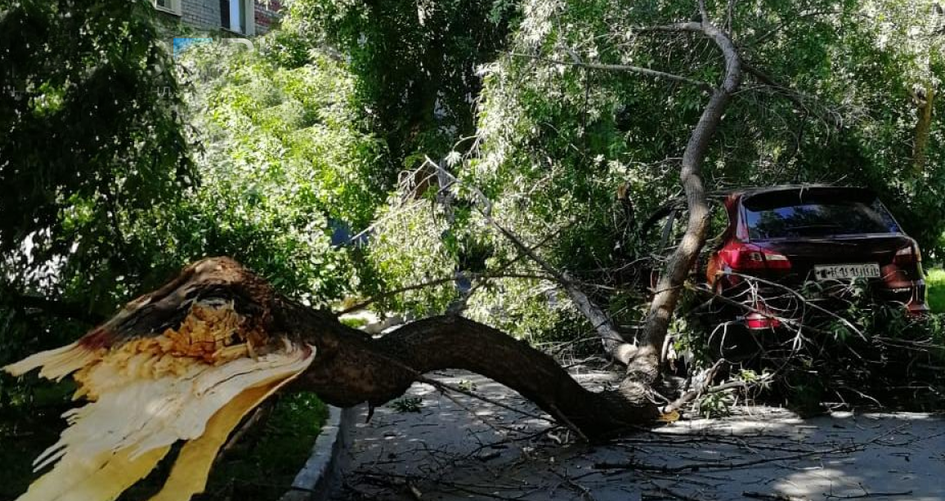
[762,252,791,270]
[723,243,791,271]
[746,312,781,329]
[893,244,921,266]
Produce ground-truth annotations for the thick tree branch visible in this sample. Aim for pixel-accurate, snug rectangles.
[83,257,660,439]
[628,5,742,384]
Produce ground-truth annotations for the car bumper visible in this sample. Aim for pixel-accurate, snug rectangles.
[716,277,930,327]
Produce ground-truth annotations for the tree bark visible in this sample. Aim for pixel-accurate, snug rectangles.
[628,15,742,384]
[913,82,934,174]
[286,306,659,438]
[99,257,659,441]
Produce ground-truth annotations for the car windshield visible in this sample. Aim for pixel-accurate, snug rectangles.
[743,191,900,240]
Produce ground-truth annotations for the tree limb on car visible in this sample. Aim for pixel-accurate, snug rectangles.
[629,0,743,386]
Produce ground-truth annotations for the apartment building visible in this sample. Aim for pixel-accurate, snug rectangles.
[152,0,282,36]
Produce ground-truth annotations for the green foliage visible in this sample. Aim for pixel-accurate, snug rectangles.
[390,396,423,413]
[166,37,390,303]
[0,0,192,310]
[0,3,390,414]
[0,0,194,393]
[339,315,369,329]
[676,270,945,411]
[0,2,193,280]
[927,268,945,313]
[285,0,516,169]
[465,277,591,344]
[698,390,735,419]
[365,199,460,316]
[457,379,478,392]
[276,0,528,319]
[862,302,945,346]
[779,289,945,409]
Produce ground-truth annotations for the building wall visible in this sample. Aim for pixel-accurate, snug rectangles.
[254,0,282,34]
[162,0,280,35]
[180,0,222,32]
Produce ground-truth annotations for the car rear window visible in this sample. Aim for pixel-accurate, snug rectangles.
[743,191,900,240]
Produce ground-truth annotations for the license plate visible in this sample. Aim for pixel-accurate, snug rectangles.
[813,263,881,281]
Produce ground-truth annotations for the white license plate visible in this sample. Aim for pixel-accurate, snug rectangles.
[813,263,881,281]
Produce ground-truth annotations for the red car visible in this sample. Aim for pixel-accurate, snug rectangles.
[705,185,928,334]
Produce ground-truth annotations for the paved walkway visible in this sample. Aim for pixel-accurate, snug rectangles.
[331,369,945,501]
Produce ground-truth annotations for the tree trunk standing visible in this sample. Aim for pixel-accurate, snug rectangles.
[627,16,742,385]
[913,83,934,173]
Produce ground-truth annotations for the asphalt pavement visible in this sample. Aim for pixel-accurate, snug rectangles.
[331,369,945,501]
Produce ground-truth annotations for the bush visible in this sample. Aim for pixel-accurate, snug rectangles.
[927,268,945,313]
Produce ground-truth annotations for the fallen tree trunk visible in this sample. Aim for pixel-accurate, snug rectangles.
[287,304,659,436]
[4,257,660,501]
[57,257,661,439]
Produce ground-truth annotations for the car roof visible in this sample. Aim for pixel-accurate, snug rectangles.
[733,184,876,205]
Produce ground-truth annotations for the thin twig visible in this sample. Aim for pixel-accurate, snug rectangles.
[742,62,841,128]
[595,439,865,473]
[508,52,713,92]
[662,359,729,414]
[337,271,552,315]
[723,271,865,341]
[824,489,914,500]
[419,157,634,363]
[416,375,555,424]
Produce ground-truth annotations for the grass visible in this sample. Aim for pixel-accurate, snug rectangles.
[0,382,327,501]
[928,268,945,313]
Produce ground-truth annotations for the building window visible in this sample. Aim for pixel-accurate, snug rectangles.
[153,0,182,16]
[220,0,255,35]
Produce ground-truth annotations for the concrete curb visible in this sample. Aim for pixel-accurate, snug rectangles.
[280,405,355,501]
